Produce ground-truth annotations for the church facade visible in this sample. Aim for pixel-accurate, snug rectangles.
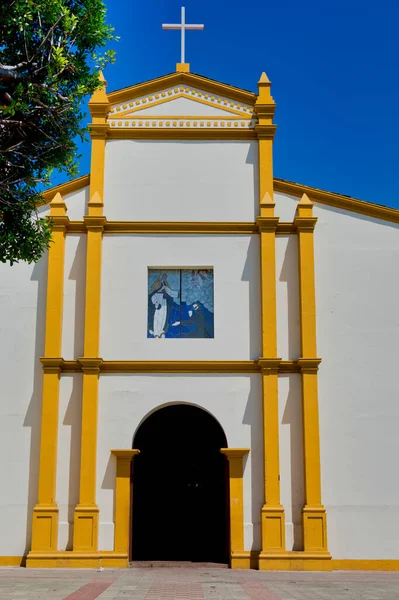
[1,63,399,570]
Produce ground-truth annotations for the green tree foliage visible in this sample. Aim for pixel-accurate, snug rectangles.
[0,0,116,264]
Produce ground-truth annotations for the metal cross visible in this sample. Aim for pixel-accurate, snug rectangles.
[162,7,204,64]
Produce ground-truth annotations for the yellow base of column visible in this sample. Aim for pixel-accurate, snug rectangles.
[302,505,328,552]
[31,505,59,552]
[26,551,128,569]
[261,505,286,552]
[231,552,259,569]
[258,551,332,571]
[73,505,99,552]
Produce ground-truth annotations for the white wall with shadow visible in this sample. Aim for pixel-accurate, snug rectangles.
[97,373,263,552]
[276,235,301,361]
[56,374,82,551]
[274,192,299,222]
[62,234,87,360]
[0,253,47,556]
[279,373,304,551]
[63,186,89,221]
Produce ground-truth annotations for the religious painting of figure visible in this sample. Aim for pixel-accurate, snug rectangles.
[147,269,214,339]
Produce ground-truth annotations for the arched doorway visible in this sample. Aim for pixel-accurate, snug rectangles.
[131,404,229,563]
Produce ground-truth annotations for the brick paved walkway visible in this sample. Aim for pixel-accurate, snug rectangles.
[1,567,399,599]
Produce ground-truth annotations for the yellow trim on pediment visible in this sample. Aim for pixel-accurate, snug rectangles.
[111,93,253,118]
[40,175,90,205]
[109,116,253,121]
[274,178,399,224]
[107,71,256,107]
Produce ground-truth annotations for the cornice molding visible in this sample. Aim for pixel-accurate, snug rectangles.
[258,358,282,374]
[40,357,63,374]
[59,220,298,235]
[57,359,303,374]
[297,358,322,374]
[104,221,258,234]
[102,360,259,373]
[256,216,280,233]
[254,124,277,139]
[275,178,399,225]
[293,216,318,232]
[111,449,140,460]
[220,448,250,459]
[78,357,104,374]
[83,216,107,231]
[107,128,257,141]
[88,123,110,139]
[50,215,70,232]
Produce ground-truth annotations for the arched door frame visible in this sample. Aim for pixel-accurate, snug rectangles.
[130,403,228,563]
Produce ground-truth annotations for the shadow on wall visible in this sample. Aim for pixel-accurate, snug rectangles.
[241,236,261,360]
[23,254,48,555]
[279,235,301,361]
[242,375,263,551]
[62,374,83,550]
[245,142,259,218]
[68,235,86,359]
[281,373,304,551]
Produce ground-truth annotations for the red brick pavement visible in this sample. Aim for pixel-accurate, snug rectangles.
[239,580,282,600]
[144,583,205,599]
[63,579,114,600]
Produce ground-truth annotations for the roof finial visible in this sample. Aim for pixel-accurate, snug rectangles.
[257,71,273,103]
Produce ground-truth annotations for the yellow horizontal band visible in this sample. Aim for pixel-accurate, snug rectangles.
[107,129,258,140]
[64,221,298,235]
[48,359,304,374]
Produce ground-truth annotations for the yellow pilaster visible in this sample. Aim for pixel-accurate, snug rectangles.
[220,448,250,569]
[30,194,69,553]
[111,450,140,554]
[294,194,329,554]
[255,72,276,201]
[73,73,108,552]
[88,72,110,200]
[254,73,285,561]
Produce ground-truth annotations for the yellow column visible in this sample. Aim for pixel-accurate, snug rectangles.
[30,194,69,553]
[73,74,109,552]
[111,450,140,555]
[254,73,286,560]
[220,448,250,569]
[294,194,329,553]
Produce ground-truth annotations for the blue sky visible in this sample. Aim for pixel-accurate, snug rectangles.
[63,0,399,207]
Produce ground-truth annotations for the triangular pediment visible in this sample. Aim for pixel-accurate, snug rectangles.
[107,71,257,132]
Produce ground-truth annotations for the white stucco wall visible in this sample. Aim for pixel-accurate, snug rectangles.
[97,373,263,552]
[62,234,87,360]
[56,374,82,550]
[100,234,261,360]
[103,140,259,222]
[63,186,89,221]
[274,191,298,222]
[275,235,300,361]
[0,253,48,556]
[278,373,304,551]
[313,202,399,559]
